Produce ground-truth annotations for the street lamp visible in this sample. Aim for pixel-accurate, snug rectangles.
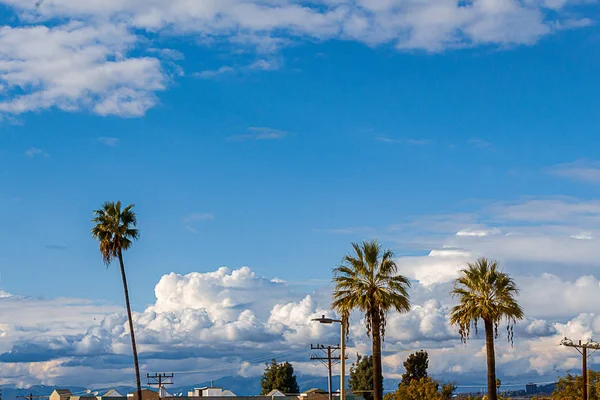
[312,315,346,400]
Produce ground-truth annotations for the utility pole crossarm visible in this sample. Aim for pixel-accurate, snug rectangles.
[147,372,174,397]
[560,337,600,400]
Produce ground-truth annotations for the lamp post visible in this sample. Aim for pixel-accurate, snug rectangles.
[312,315,346,400]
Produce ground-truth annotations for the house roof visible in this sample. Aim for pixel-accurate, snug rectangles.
[54,390,72,395]
[266,390,285,396]
[103,390,123,397]
[304,389,327,394]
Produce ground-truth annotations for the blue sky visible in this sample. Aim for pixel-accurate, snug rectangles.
[3,25,600,306]
[2,0,600,390]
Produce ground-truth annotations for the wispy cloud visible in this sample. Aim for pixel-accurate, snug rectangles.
[195,58,281,80]
[25,147,48,158]
[148,48,185,61]
[194,66,236,79]
[376,136,432,146]
[183,213,215,233]
[184,225,199,234]
[228,127,290,141]
[550,160,600,184]
[98,137,119,147]
[467,138,493,148]
[247,59,281,71]
[183,213,215,224]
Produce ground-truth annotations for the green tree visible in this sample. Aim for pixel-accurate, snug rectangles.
[553,370,600,400]
[449,258,524,400]
[332,240,411,400]
[440,382,457,400]
[385,377,456,400]
[260,360,300,395]
[91,201,142,400]
[401,350,429,386]
[349,353,381,400]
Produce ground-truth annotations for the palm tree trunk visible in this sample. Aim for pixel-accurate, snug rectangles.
[118,249,143,400]
[371,309,383,400]
[484,319,498,400]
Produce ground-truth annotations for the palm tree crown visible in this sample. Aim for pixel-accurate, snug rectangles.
[332,240,411,400]
[449,257,524,343]
[91,201,139,265]
[332,240,411,337]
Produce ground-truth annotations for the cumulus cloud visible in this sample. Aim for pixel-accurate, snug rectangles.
[0,22,166,117]
[399,249,472,287]
[4,264,600,389]
[2,0,590,52]
[389,197,600,287]
[0,0,591,117]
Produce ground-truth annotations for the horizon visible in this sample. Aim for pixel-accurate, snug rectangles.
[1,0,600,396]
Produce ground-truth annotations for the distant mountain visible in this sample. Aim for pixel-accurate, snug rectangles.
[0,385,87,400]
[168,374,401,396]
[169,376,262,397]
[0,375,403,398]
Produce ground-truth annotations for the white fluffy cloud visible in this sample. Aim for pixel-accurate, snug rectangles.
[399,249,472,287]
[0,0,591,116]
[3,263,600,389]
[0,22,166,116]
[2,0,589,51]
[392,198,600,287]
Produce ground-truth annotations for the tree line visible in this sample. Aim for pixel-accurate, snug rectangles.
[259,350,456,399]
[91,202,524,400]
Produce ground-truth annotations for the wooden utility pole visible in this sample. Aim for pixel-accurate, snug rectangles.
[147,373,174,397]
[584,346,588,400]
[310,344,341,400]
[561,338,600,400]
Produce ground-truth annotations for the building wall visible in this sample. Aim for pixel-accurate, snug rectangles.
[49,391,71,400]
[128,390,160,400]
[163,396,298,400]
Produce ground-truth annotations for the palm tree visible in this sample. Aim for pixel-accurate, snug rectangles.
[332,240,411,400]
[449,258,524,400]
[91,201,142,400]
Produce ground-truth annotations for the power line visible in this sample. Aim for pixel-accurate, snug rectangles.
[147,373,174,396]
[16,395,48,400]
[310,344,343,400]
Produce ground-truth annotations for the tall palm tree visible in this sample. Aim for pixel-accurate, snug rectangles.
[449,258,524,400]
[91,201,142,400]
[332,240,411,400]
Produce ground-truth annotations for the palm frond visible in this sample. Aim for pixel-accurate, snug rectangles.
[449,257,524,344]
[331,240,411,340]
[91,201,139,266]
